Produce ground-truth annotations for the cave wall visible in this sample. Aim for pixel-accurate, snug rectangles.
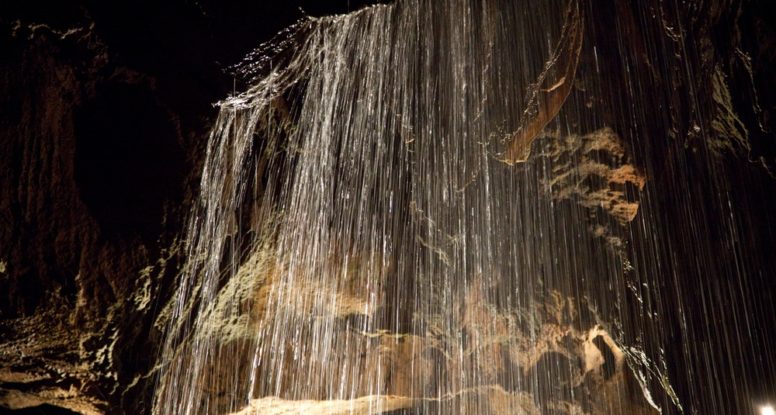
[583,0,776,411]
[0,0,774,413]
[0,17,191,415]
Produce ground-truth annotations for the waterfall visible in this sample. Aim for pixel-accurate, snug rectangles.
[154,1,776,414]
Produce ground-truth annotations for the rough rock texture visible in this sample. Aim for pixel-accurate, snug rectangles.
[579,2,776,412]
[184,238,661,414]
[0,3,386,413]
[0,21,188,414]
[0,0,774,414]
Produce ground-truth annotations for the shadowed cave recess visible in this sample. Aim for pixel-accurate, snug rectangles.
[1,0,776,414]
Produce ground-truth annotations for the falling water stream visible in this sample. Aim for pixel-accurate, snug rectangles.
[154,1,776,414]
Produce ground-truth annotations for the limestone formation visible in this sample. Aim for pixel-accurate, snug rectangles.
[1,1,775,414]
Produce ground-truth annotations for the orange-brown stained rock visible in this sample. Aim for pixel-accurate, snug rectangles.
[181,237,664,414]
[230,395,414,415]
[543,127,646,225]
[503,0,584,164]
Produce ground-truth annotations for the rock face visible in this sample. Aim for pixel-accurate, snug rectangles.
[0,20,188,414]
[0,1,775,414]
[171,237,660,414]
[0,3,387,413]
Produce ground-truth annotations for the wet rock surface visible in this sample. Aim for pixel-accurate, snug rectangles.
[1,1,775,414]
[173,238,662,414]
